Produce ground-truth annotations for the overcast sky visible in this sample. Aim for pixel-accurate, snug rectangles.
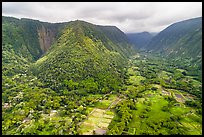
[2,2,202,33]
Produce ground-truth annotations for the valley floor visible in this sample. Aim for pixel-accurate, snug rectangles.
[106,52,202,135]
[2,52,202,135]
[78,95,121,135]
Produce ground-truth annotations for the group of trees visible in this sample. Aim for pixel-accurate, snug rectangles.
[2,71,103,135]
[107,100,136,135]
[2,49,127,135]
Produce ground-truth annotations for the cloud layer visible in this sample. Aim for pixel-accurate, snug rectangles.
[2,2,202,33]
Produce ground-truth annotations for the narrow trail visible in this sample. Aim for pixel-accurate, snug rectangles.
[107,97,121,110]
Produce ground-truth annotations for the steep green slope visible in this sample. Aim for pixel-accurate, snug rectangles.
[32,20,135,92]
[145,17,202,81]
[99,25,134,57]
[2,16,67,78]
[2,16,135,93]
[146,17,202,59]
[2,16,65,63]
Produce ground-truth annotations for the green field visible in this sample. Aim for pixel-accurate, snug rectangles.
[108,54,202,135]
[126,86,202,135]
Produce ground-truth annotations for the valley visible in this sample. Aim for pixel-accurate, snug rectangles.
[106,53,202,135]
[2,16,202,135]
[2,51,202,135]
[79,53,201,135]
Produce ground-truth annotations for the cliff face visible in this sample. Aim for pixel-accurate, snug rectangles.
[3,16,62,61]
[37,25,57,53]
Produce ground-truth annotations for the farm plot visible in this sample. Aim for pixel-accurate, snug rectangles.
[78,95,120,135]
[161,89,171,96]
[79,109,114,135]
[126,86,202,135]
[174,93,186,103]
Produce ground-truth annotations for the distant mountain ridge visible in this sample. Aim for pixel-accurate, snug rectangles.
[126,31,154,49]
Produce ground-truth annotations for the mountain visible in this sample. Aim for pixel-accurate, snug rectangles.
[2,16,135,92]
[145,17,202,80]
[2,16,68,76]
[150,32,158,37]
[32,20,135,91]
[2,16,66,61]
[99,25,134,57]
[146,17,202,59]
[2,15,136,95]
[126,31,154,49]
[2,16,135,134]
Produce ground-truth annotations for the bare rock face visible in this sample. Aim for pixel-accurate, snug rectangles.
[37,25,57,53]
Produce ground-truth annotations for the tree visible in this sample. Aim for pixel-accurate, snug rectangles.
[76,105,84,112]
[101,86,110,94]
[64,79,79,90]
[80,78,98,93]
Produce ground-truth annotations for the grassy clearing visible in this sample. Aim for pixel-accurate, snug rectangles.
[126,87,202,135]
[129,75,145,86]
[158,71,170,80]
[127,91,171,134]
[147,95,170,120]
[176,68,186,73]
[94,94,118,109]
[170,105,190,115]
[95,100,112,109]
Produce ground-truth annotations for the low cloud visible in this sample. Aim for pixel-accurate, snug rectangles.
[2,2,202,33]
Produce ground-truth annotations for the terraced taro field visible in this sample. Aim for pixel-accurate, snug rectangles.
[78,95,121,135]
